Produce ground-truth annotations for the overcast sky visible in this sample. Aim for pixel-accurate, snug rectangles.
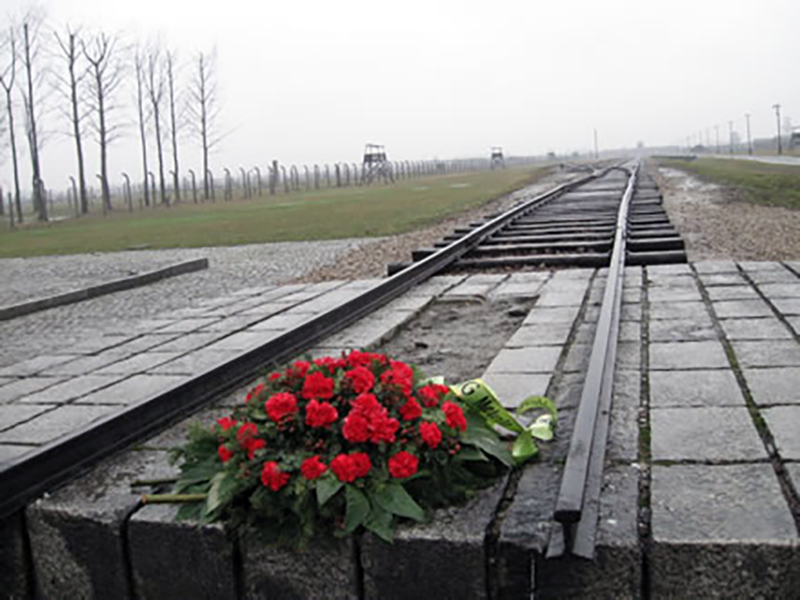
[1,0,798,193]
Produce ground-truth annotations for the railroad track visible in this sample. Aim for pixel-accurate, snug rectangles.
[0,161,684,563]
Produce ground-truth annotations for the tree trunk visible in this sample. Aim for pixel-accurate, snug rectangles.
[167,54,180,203]
[136,58,149,208]
[67,37,89,215]
[153,103,167,205]
[4,88,23,224]
[23,23,45,222]
[95,69,111,212]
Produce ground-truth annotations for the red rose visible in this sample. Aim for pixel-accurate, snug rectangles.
[301,455,328,480]
[265,392,299,423]
[245,438,266,459]
[305,400,338,428]
[245,383,266,403]
[218,445,234,463]
[344,366,376,394]
[330,453,371,482]
[350,452,372,478]
[261,461,290,491]
[399,398,422,421]
[236,422,258,446]
[388,451,419,479]
[419,421,442,449]
[217,416,237,431]
[301,371,335,400]
[442,401,467,432]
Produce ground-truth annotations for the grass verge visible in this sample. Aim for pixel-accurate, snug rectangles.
[0,166,550,258]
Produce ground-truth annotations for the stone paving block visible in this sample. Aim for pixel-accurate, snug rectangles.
[0,511,32,599]
[706,285,760,301]
[648,287,702,303]
[382,294,434,312]
[0,442,36,464]
[145,332,227,353]
[105,333,183,356]
[696,272,746,286]
[616,341,641,371]
[294,288,365,314]
[738,261,786,272]
[444,274,507,298]
[720,317,792,340]
[0,377,14,387]
[147,348,235,376]
[76,374,190,406]
[484,347,562,375]
[67,334,135,355]
[14,374,125,405]
[712,299,774,319]
[92,351,185,376]
[26,450,175,600]
[41,352,130,376]
[649,301,708,321]
[482,373,552,409]
[650,370,744,407]
[406,275,467,297]
[649,341,729,370]
[771,297,800,316]
[731,340,800,368]
[522,306,580,325]
[362,477,507,600]
[620,303,642,322]
[0,376,68,404]
[562,343,591,373]
[609,372,641,462]
[0,404,117,444]
[129,504,237,600]
[648,317,715,342]
[534,466,641,600]
[622,286,641,304]
[693,260,738,274]
[651,407,766,461]
[0,403,56,432]
[647,273,696,287]
[746,269,799,284]
[581,305,600,323]
[155,317,221,334]
[197,314,270,332]
[789,316,800,336]
[250,310,316,331]
[490,279,545,299]
[318,311,413,349]
[650,464,799,599]
[743,367,800,405]
[505,323,573,347]
[0,354,80,377]
[536,290,586,307]
[757,283,800,298]
[762,406,800,460]
[203,330,283,352]
[786,463,800,492]
[649,264,693,276]
[243,535,358,600]
[548,372,585,410]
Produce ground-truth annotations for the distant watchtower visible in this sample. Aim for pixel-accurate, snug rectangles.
[490,147,505,169]
[362,143,394,184]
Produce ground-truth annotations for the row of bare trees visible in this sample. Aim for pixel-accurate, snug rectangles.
[0,7,221,223]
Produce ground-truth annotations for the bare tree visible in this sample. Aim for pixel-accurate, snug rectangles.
[134,47,150,207]
[54,25,89,215]
[0,28,22,223]
[19,9,47,221]
[145,44,167,205]
[186,49,220,200]
[166,47,181,203]
[83,31,124,213]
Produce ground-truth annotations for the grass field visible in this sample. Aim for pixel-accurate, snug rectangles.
[654,157,800,211]
[0,166,551,258]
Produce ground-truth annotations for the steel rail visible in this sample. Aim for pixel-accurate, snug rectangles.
[0,170,600,520]
[550,161,640,559]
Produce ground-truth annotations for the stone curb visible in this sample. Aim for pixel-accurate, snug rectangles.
[0,258,209,322]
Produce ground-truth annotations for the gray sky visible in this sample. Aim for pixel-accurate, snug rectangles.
[1,0,799,193]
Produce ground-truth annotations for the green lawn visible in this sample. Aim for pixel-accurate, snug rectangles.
[654,157,800,210]
[0,166,551,258]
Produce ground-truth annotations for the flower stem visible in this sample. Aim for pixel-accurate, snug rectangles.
[141,493,207,504]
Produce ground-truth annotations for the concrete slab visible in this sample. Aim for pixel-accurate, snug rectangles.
[746,270,799,284]
[0,354,82,378]
[649,302,708,321]
[317,310,413,349]
[649,370,744,407]
[696,273,746,286]
[712,300,774,319]
[789,316,800,336]
[743,367,800,405]
[203,330,282,353]
[720,318,793,340]
[771,297,800,316]
[762,406,800,460]
[693,261,738,274]
[731,340,800,368]
[648,287,702,303]
[147,349,235,376]
[0,443,37,464]
[651,407,766,461]
[144,332,227,353]
[756,283,800,298]
[485,347,562,375]
[706,286,760,301]
[650,464,799,598]
[0,404,116,444]
[522,306,580,325]
[649,341,729,370]
[482,373,552,409]
[536,290,586,307]
[91,352,184,376]
[75,374,191,406]
[11,374,125,405]
[0,404,56,432]
[41,353,130,376]
[648,318,715,342]
[505,323,573,347]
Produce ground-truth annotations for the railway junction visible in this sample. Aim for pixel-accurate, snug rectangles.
[1,162,799,598]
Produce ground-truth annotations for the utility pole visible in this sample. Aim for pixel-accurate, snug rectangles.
[715,125,720,154]
[728,121,734,154]
[745,113,753,155]
[773,104,783,155]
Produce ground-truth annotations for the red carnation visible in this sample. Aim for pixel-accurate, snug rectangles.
[342,393,399,444]
[301,455,328,480]
[342,412,370,442]
[245,383,266,403]
[344,366,376,394]
[265,392,299,423]
[418,384,450,408]
[399,398,422,421]
[218,445,234,463]
[314,356,346,374]
[236,422,258,446]
[388,451,419,479]
[261,461,290,491]
[305,400,338,428]
[301,371,335,400]
[217,416,237,431]
[346,350,380,368]
[350,452,372,478]
[380,361,414,395]
[291,361,311,377]
[419,421,442,449]
[245,438,266,459]
[269,372,282,381]
[442,401,467,432]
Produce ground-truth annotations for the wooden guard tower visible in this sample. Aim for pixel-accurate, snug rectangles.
[362,143,394,184]
[490,146,505,169]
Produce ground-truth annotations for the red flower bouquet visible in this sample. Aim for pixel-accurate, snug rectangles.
[167,350,555,545]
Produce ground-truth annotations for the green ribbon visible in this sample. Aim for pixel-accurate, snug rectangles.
[448,378,557,464]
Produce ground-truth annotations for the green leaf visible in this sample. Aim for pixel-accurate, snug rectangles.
[344,485,370,534]
[516,395,557,422]
[364,505,394,543]
[461,411,514,467]
[511,430,538,464]
[528,414,554,441]
[453,446,489,463]
[316,475,344,507]
[372,483,425,522]
[205,471,237,515]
